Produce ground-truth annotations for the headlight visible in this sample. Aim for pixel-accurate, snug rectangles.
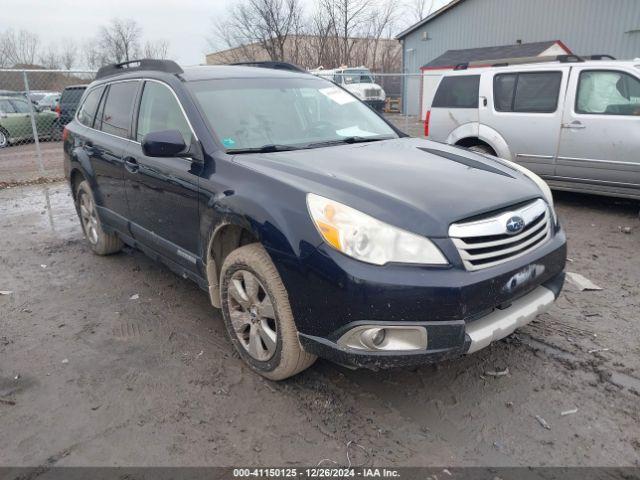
[306,193,448,266]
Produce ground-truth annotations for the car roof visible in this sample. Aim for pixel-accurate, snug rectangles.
[90,65,315,87]
[62,85,88,90]
[441,59,640,77]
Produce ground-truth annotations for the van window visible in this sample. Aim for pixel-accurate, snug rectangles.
[136,82,191,143]
[432,75,480,108]
[99,81,138,138]
[77,87,104,127]
[576,70,640,115]
[494,72,562,113]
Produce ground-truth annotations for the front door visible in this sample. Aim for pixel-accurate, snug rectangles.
[556,68,640,192]
[123,80,200,269]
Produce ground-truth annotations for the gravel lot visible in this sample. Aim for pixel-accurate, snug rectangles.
[0,181,639,467]
[1,115,639,467]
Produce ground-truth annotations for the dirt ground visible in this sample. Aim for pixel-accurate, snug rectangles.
[0,180,639,468]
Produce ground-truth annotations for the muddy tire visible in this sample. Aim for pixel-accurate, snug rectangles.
[220,243,316,380]
[468,144,496,156]
[75,180,123,255]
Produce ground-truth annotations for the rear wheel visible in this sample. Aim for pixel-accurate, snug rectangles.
[468,144,496,156]
[220,243,316,380]
[75,180,123,255]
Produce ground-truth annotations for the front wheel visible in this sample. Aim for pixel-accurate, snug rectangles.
[0,128,9,148]
[75,180,123,255]
[220,243,316,380]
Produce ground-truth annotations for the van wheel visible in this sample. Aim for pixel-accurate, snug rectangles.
[75,180,123,255]
[220,243,316,380]
[468,144,496,156]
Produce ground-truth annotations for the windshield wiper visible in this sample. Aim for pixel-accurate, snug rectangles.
[228,144,301,154]
[306,136,393,148]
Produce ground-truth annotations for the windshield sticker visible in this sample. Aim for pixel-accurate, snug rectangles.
[319,87,356,105]
[222,138,236,148]
[336,126,378,137]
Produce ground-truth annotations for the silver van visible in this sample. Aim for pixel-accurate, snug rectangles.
[425,58,640,199]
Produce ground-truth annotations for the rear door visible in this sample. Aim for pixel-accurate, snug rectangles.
[88,81,140,227]
[484,69,566,176]
[428,74,480,141]
[123,80,200,268]
[556,67,640,192]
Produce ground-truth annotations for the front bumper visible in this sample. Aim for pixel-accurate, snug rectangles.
[364,99,385,111]
[299,272,564,369]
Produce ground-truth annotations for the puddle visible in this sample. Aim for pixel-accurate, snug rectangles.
[0,182,80,240]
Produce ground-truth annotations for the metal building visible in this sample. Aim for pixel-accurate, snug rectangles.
[396,0,640,115]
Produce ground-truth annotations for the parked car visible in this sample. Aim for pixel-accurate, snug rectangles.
[425,57,640,200]
[55,85,87,132]
[312,66,387,112]
[26,90,58,105]
[0,95,58,147]
[64,59,566,380]
[37,92,61,111]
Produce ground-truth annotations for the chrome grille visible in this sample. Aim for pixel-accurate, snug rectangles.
[449,199,551,271]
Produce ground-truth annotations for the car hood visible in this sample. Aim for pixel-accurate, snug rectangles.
[232,137,545,237]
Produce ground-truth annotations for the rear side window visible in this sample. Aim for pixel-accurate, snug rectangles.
[61,88,85,106]
[10,99,31,113]
[99,81,138,138]
[494,71,562,113]
[432,75,480,108]
[77,87,104,127]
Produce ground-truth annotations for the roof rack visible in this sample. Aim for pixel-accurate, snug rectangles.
[230,61,307,73]
[96,59,183,80]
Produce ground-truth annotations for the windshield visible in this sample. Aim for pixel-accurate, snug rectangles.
[341,70,375,84]
[188,77,397,151]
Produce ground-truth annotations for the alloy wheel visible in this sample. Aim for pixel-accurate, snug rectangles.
[79,191,99,245]
[0,131,7,148]
[227,270,278,361]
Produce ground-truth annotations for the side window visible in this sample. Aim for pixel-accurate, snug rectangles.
[0,99,16,113]
[77,87,104,127]
[99,81,139,138]
[576,70,640,116]
[493,71,562,113]
[10,99,31,113]
[432,75,480,108]
[136,82,192,144]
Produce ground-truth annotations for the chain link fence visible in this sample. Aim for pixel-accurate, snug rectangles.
[0,69,95,185]
[0,69,428,186]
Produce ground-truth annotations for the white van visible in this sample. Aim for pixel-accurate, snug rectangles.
[425,57,640,199]
[311,66,386,112]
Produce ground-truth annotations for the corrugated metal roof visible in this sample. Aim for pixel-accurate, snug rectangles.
[422,40,566,68]
[396,0,467,39]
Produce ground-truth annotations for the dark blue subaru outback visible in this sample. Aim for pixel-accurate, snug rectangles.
[63,60,566,380]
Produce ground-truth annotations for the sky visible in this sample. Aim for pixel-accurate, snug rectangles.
[1,0,453,67]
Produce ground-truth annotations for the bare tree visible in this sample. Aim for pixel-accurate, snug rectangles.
[60,39,77,70]
[211,0,303,62]
[143,40,170,59]
[98,18,142,64]
[39,44,61,69]
[406,0,433,22]
[320,0,371,66]
[0,29,40,66]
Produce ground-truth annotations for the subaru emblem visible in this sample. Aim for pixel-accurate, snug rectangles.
[506,216,525,234]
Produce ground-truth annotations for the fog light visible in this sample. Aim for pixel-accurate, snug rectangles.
[360,328,386,349]
[338,325,428,352]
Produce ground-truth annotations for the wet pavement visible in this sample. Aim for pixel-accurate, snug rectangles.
[0,182,639,467]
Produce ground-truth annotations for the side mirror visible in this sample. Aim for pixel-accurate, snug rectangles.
[142,130,187,157]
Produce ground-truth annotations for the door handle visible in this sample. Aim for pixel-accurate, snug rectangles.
[562,121,585,130]
[124,156,139,173]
